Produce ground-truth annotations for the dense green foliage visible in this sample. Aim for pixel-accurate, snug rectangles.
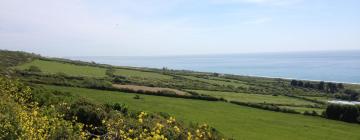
[325,104,360,123]
[229,101,300,114]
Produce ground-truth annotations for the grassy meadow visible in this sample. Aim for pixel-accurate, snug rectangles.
[114,68,173,79]
[41,85,360,140]
[16,59,107,77]
[192,90,318,106]
[17,59,173,79]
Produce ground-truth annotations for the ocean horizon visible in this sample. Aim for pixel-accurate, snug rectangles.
[67,50,360,84]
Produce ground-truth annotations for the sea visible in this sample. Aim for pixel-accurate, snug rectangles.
[67,51,360,84]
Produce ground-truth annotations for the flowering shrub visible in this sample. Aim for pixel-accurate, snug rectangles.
[0,78,87,140]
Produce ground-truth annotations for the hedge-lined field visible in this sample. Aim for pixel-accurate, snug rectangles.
[17,59,174,80]
[16,59,107,77]
[41,85,360,140]
[192,90,318,106]
[114,68,173,79]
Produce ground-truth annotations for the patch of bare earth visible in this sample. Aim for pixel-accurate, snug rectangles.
[112,84,190,96]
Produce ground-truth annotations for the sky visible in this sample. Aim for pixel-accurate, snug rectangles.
[0,0,359,57]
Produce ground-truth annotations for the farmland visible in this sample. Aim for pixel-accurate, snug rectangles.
[16,59,107,77]
[41,85,360,140]
[1,50,360,140]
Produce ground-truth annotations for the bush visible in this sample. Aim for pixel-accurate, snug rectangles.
[229,101,300,114]
[0,77,87,140]
[133,95,141,99]
[27,65,41,72]
[63,98,108,135]
[82,78,112,89]
[303,110,319,116]
[105,68,116,77]
[325,104,360,123]
[111,103,128,114]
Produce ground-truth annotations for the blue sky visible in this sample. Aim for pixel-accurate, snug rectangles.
[0,0,359,56]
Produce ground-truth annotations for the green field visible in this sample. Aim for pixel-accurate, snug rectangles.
[16,59,107,77]
[298,96,333,102]
[193,90,318,106]
[42,85,360,140]
[279,106,324,114]
[16,59,173,80]
[182,75,249,88]
[114,68,173,79]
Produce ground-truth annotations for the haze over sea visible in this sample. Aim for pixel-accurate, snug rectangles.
[68,51,360,84]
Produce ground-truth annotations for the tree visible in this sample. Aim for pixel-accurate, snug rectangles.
[326,82,338,93]
[290,80,298,86]
[337,83,344,89]
[344,89,359,101]
[297,81,304,87]
[340,105,360,123]
[318,81,325,90]
[325,104,343,120]
[304,82,312,88]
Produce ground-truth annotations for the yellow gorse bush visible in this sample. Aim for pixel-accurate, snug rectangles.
[0,78,87,140]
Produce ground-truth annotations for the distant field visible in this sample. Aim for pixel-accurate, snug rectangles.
[16,59,107,77]
[298,96,333,102]
[16,59,174,79]
[114,68,173,79]
[279,106,324,114]
[192,90,318,106]
[41,85,360,140]
[182,75,249,88]
[113,84,190,95]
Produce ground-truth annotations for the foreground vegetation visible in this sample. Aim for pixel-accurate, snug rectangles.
[0,77,225,139]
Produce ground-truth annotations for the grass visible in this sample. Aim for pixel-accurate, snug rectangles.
[182,76,249,88]
[41,85,360,140]
[279,106,324,114]
[114,68,173,79]
[16,59,173,80]
[112,84,190,95]
[192,90,318,106]
[16,59,107,77]
[298,96,333,102]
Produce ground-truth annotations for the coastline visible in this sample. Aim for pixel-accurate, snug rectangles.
[231,74,360,85]
[66,54,360,85]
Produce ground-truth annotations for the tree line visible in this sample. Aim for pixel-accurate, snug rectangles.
[290,80,344,93]
[325,104,360,123]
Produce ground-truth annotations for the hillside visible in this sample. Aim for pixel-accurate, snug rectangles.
[1,50,360,140]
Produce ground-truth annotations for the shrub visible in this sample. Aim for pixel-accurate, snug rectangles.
[111,103,128,114]
[27,65,42,72]
[0,77,87,140]
[325,104,360,123]
[82,78,112,89]
[229,101,300,114]
[62,99,109,135]
[133,95,141,99]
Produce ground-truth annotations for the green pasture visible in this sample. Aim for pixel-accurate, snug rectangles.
[41,85,360,140]
[16,59,107,77]
[192,90,318,106]
[114,68,172,79]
